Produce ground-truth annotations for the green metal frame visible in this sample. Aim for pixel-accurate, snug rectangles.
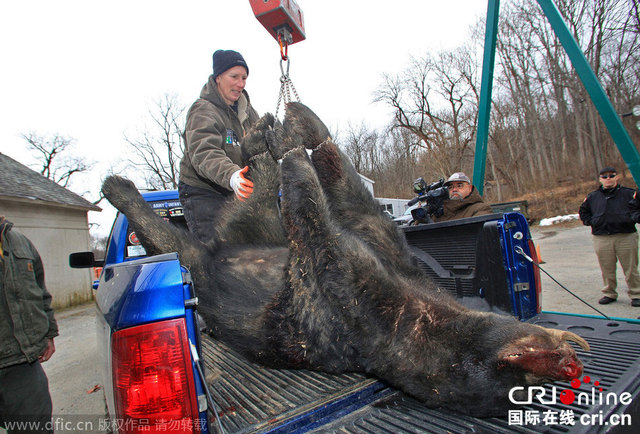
[473,0,500,195]
[472,0,640,195]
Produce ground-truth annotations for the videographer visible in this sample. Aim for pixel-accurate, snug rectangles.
[432,172,492,222]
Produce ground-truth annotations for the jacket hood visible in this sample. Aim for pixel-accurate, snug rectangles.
[0,216,12,240]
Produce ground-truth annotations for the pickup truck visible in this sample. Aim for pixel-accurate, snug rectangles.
[70,189,640,433]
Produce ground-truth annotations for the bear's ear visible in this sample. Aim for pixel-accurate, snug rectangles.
[496,329,589,381]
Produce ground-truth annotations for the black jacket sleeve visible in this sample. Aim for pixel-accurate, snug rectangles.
[579,195,592,226]
[629,191,640,223]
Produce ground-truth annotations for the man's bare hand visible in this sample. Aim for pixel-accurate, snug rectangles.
[39,338,55,363]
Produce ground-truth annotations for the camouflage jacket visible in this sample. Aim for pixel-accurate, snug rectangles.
[0,218,58,368]
[179,74,260,194]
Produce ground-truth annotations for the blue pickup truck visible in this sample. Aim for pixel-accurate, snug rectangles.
[70,189,640,433]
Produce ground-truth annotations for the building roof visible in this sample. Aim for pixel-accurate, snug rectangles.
[0,153,101,211]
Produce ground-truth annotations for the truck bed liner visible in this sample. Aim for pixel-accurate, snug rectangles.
[204,313,639,433]
[201,337,391,433]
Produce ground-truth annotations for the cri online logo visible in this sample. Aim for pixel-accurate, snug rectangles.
[560,376,601,405]
[509,376,633,406]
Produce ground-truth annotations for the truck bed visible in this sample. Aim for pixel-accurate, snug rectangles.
[201,337,391,433]
[203,313,640,433]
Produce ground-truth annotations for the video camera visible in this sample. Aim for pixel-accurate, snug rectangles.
[407,177,449,223]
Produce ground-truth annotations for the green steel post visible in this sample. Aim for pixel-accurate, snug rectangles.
[473,0,500,195]
[536,0,640,184]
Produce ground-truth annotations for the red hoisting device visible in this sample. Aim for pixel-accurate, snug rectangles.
[250,0,305,119]
[249,0,306,47]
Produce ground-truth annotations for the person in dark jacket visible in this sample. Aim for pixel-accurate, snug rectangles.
[0,216,58,433]
[433,172,493,223]
[579,166,640,306]
[179,49,260,245]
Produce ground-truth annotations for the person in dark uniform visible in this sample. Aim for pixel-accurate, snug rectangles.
[579,166,640,306]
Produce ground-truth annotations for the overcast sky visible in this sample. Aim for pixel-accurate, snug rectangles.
[1,0,487,235]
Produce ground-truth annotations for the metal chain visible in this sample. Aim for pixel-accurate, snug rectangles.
[274,57,300,120]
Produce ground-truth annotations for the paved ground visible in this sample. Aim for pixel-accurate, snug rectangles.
[40,304,107,433]
[531,223,640,320]
[3,222,638,434]
[0,304,107,434]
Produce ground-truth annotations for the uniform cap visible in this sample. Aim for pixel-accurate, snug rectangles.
[599,166,616,175]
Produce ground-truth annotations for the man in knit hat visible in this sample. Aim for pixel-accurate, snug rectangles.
[179,49,261,245]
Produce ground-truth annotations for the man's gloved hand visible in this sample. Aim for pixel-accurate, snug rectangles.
[230,166,254,201]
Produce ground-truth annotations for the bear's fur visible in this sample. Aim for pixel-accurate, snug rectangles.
[101,103,588,417]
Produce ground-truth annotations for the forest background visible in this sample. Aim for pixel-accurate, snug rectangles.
[15,0,640,246]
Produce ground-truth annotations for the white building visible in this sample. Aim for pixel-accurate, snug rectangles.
[376,197,413,217]
[358,173,375,196]
[356,173,411,217]
[0,153,101,309]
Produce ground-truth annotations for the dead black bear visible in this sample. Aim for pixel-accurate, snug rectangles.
[101,102,589,417]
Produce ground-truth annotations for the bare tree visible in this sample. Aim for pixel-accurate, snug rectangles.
[22,133,93,188]
[337,122,426,199]
[374,46,481,177]
[90,233,108,259]
[633,0,640,32]
[376,126,427,198]
[351,0,638,206]
[124,94,186,190]
[482,0,639,196]
[341,122,381,175]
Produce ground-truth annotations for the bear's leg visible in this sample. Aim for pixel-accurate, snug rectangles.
[280,102,401,230]
[308,140,417,273]
[101,176,210,272]
[274,102,416,273]
[279,147,337,267]
[278,146,377,309]
[311,140,387,224]
[267,102,330,160]
[276,146,368,370]
[215,114,286,246]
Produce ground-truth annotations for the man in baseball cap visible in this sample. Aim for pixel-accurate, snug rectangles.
[433,172,492,222]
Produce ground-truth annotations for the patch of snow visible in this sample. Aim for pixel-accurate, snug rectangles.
[539,214,580,226]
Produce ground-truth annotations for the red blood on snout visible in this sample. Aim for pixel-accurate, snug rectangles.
[560,358,583,380]
[500,346,583,380]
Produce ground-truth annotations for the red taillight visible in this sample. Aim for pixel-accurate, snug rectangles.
[528,240,542,313]
[112,318,200,433]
